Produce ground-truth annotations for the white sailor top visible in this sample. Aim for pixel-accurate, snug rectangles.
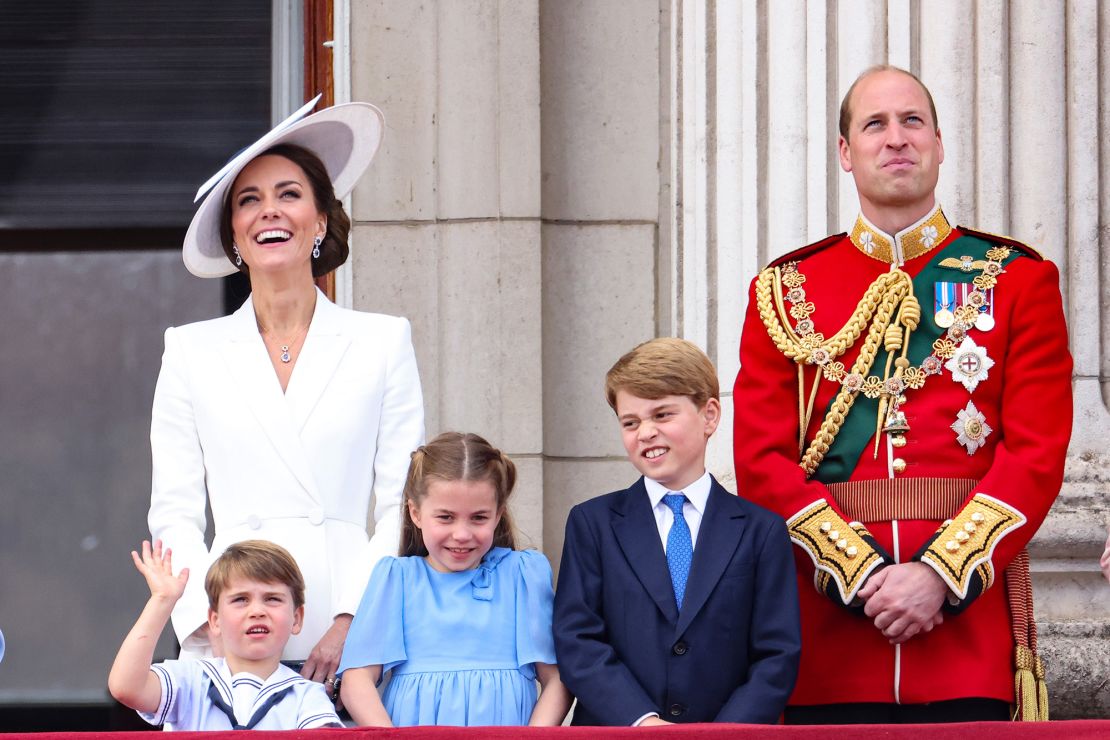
[139,658,341,731]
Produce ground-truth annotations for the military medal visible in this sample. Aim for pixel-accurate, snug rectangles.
[951,401,992,454]
[974,289,996,331]
[937,281,997,333]
[945,336,995,392]
[957,282,996,332]
[934,282,955,328]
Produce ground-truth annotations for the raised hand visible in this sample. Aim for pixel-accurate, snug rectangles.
[131,539,189,604]
[110,540,191,714]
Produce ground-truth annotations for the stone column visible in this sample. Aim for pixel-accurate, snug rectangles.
[347,0,545,547]
[539,0,664,563]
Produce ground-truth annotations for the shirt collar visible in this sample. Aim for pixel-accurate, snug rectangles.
[200,658,298,703]
[849,202,952,265]
[643,471,712,514]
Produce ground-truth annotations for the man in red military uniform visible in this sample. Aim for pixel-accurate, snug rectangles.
[733,66,1072,723]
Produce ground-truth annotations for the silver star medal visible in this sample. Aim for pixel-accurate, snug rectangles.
[944,336,995,392]
[951,401,992,455]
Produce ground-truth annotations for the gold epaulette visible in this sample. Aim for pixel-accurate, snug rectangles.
[766,233,846,269]
[957,226,1044,260]
[919,493,1026,599]
[787,500,885,604]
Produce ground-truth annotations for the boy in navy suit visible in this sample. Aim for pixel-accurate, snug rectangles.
[554,338,800,725]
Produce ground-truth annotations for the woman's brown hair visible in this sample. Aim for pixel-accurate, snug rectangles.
[219,143,352,277]
[400,432,518,557]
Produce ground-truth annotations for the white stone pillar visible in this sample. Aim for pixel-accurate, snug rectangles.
[348,0,545,548]
[539,0,662,562]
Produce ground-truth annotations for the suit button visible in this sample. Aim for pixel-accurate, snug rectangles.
[308,508,325,526]
[668,704,685,717]
[246,515,262,530]
[672,641,688,656]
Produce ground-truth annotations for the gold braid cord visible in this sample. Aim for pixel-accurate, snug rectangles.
[756,268,907,363]
[756,266,915,476]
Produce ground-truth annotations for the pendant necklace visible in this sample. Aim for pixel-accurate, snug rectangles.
[257,320,310,364]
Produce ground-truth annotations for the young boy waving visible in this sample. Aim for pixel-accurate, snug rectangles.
[108,539,340,730]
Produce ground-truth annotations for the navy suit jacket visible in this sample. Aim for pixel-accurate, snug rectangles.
[553,476,800,725]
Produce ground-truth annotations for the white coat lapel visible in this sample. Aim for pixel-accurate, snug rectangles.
[285,290,352,433]
[220,296,321,501]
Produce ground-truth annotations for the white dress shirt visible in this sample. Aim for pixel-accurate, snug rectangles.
[643,471,712,552]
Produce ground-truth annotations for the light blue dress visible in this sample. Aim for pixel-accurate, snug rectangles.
[337,547,556,726]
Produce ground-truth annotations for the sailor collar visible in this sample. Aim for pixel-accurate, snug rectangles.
[200,658,304,728]
[850,204,953,265]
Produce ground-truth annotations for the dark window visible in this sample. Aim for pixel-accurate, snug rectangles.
[0,0,271,727]
[0,0,271,232]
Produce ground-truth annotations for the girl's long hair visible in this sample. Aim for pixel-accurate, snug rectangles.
[399,432,518,557]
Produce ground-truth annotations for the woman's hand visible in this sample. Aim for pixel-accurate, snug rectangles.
[302,614,353,688]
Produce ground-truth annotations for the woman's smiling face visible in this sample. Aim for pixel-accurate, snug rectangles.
[229,154,326,277]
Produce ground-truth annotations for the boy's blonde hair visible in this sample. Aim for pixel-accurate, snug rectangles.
[205,540,306,609]
[605,337,720,411]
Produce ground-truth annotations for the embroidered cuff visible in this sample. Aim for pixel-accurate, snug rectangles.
[918,493,1025,602]
[787,500,887,605]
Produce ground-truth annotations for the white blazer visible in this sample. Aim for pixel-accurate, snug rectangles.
[148,289,424,659]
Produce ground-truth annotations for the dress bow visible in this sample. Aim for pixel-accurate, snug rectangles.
[470,547,511,601]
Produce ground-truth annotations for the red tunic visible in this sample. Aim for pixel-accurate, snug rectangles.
[733,211,1072,707]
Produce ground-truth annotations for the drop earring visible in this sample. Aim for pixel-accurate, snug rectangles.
[312,235,323,259]
[232,244,242,266]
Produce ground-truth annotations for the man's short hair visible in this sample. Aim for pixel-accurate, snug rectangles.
[205,539,306,609]
[838,65,939,141]
[605,337,720,412]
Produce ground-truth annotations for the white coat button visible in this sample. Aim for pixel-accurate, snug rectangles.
[247,515,262,530]
[308,508,325,526]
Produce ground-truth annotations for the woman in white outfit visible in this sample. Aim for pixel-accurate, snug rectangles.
[148,99,424,694]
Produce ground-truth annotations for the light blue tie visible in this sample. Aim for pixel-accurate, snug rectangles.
[663,493,692,608]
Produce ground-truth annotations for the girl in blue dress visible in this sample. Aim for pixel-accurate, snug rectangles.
[338,432,572,726]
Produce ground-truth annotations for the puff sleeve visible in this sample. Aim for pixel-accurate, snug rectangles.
[337,556,408,679]
[513,549,557,677]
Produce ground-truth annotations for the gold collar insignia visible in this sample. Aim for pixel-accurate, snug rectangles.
[850,205,952,265]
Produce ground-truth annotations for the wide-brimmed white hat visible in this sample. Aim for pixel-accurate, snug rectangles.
[183,95,384,278]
